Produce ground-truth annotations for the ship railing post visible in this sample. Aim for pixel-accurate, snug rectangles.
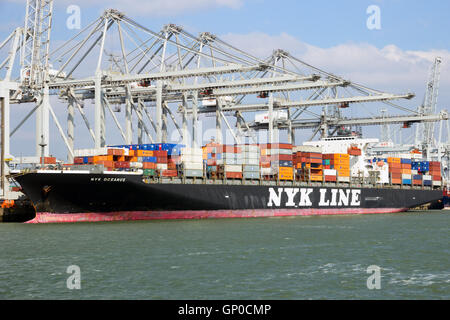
[308,167,311,186]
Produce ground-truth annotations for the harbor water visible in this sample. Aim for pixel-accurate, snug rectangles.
[0,211,449,300]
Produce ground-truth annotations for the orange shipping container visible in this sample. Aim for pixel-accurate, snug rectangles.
[388,157,401,164]
[97,160,114,168]
[107,148,124,156]
[136,150,154,157]
[143,162,157,169]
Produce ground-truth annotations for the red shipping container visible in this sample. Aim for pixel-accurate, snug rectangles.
[278,154,293,161]
[162,170,177,177]
[41,157,57,164]
[156,157,168,163]
[168,163,176,170]
[114,161,130,169]
[325,176,337,182]
[74,157,84,164]
[153,150,168,157]
[218,145,236,153]
[226,172,243,179]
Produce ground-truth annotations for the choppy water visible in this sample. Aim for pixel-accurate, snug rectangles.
[0,211,449,300]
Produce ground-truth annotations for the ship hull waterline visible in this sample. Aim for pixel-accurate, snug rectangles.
[15,172,443,224]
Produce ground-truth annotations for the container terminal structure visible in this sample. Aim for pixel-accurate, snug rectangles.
[0,1,447,222]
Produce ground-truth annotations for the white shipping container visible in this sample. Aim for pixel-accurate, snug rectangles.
[223,159,236,165]
[224,165,243,172]
[181,148,203,156]
[324,169,337,176]
[411,170,418,175]
[157,164,168,170]
[243,158,259,165]
[181,154,203,162]
[398,153,412,159]
[239,145,259,153]
[261,167,276,175]
[423,175,432,181]
[293,146,322,153]
[338,176,350,182]
[183,162,203,170]
[130,162,143,169]
[243,152,259,159]
[402,174,412,180]
[433,181,442,186]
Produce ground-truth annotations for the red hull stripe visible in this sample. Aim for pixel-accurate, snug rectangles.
[25,208,408,224]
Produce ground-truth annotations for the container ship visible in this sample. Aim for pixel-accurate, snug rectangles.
[13,137,444,223]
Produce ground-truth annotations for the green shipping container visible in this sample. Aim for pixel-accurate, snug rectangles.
[143,169,157,176]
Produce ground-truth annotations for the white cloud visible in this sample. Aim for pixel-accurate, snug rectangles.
[221,32,450,101]
[4,0,244,16]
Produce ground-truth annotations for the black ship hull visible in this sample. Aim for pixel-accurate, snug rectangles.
[15,172,443,223]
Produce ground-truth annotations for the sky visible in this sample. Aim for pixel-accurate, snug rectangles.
[1,0,450,160]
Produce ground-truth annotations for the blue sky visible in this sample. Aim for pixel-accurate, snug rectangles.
[1,0,449,159]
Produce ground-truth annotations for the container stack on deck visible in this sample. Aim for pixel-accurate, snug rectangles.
[180,147,203,178]
[241,145,260,180]
[296,150,323,182]
[203,142,220,179]
[259,144,294,181]
[400,158,412,185]
[68,142,443,188]
[218,145,243,179]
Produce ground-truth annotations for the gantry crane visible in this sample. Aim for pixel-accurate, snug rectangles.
[0,2,448,200]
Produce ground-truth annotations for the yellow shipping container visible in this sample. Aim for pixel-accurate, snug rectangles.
[279,167,294,174]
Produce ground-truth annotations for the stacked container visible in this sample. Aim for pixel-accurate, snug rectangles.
[180,147,204,178]
[218,145,243,179]
[300,151,323,182]
[203,142,221,179]
[430,161,442,187]
[400,158,412,185]
[259,144,293,180]
[324,154,350,182]
[388,157,402,185]
[240,144,260,180]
